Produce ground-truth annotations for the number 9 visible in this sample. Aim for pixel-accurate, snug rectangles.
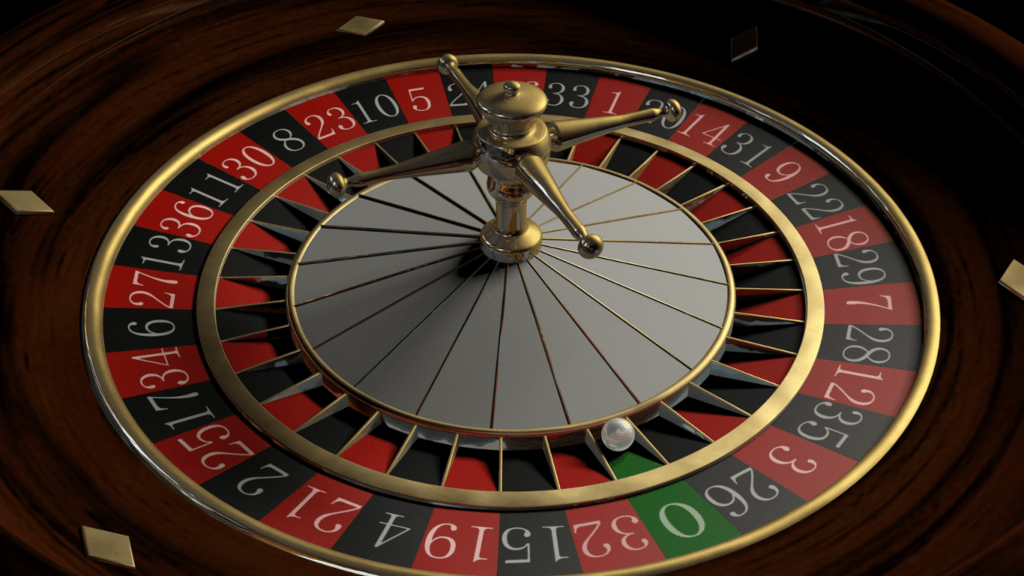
[765,161,802,182]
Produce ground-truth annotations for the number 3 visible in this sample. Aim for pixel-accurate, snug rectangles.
[769,445,818,474]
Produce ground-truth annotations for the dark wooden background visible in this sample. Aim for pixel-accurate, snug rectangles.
[2,0,1023,574]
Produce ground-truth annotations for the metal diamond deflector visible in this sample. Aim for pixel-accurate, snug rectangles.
[1000,259,1024,300]
[81,526,135,568]
[337,16,384,37]
[0,190,52,215]
[731,26,759,62]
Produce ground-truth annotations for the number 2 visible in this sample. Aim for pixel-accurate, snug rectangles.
[825,382,876,406]
[129,270,179,309]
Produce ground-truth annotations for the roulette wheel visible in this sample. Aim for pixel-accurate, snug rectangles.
[1,1,1022,575]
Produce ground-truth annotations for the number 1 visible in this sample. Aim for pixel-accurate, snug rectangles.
[603,91,622,115]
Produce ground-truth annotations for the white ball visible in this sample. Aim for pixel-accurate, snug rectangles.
[601,418,635,452]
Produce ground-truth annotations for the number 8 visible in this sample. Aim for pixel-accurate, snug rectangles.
[272,128,306,152]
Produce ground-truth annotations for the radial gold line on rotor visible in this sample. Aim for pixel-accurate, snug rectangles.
[543,243,728,285]
[533,256,695,370]
[537,180,633,227]
[526,259,642,403]
[542,208,680,233]
[414,262,498,415]
[540,251,725,328]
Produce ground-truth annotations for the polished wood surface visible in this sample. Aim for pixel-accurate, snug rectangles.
[1,1,1022,574]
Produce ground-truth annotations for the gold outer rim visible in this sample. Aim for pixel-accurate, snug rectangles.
[285,158,736,438]
[80,54,939,576]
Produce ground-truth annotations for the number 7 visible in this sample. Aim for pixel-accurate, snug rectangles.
[846,295,892,310]
[133,269,179,286]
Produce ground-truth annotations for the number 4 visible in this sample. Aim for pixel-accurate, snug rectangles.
[131,347,181,366]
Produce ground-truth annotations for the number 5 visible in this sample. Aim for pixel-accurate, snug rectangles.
[408,87,431,112]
